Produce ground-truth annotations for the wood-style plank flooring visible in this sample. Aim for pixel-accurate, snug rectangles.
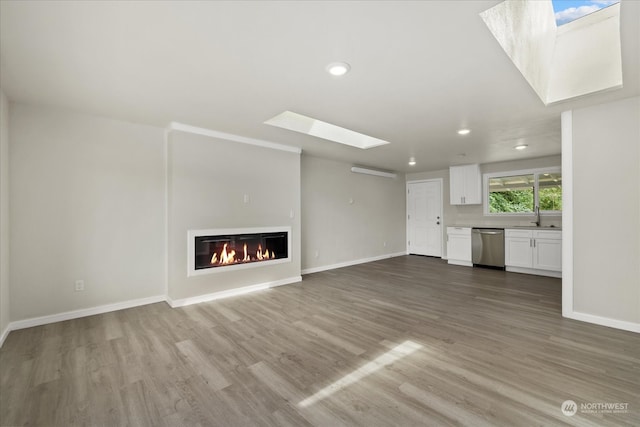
[1,256,639,426]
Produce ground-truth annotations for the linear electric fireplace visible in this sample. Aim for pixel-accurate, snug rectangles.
[187,227,291,276]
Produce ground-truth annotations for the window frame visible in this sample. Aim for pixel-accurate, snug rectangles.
[483,167,562,216]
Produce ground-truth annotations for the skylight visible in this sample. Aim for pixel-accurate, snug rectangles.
[264,111,390,149]
[552,0,620,25]
[481,0,622,104]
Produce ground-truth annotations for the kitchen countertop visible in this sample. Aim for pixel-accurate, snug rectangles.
[505,226,562,230]
[448,225,562,231]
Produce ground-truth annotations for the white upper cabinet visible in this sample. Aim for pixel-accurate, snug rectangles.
[450,164,481,205]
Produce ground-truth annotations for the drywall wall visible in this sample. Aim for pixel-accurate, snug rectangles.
[482,1,622,105]
[167,130,301,301]
[9,104,166,321]
[547,3,622,103]
[301,155,406,272]
[0,90,10,340]
[480,0,556,103]
[406,155,562,258]
[571,96,639,324]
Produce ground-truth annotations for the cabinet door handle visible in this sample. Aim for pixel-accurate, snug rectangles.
[533,239,536,248]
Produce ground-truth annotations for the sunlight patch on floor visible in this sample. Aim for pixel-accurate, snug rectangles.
[298,340,423,408]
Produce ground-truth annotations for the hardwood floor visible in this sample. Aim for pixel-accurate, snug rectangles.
[1,256,638,426]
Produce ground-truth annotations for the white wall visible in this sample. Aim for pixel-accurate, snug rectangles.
[481,1,621,105]
[571,96,639,326]
[547,4,622,103]
[480,0,557,103]
[301,155,406,272]
[9,104,166,321]
[167,130,301,301]
[407,155,562,258]
[0,90,10,341]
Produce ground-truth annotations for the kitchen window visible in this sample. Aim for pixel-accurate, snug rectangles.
[484,167,562,215]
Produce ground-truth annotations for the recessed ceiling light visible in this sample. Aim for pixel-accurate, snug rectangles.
[515,144,528,150]
[326,62,351,76]
[457,129,471,135]
[408,157,416,166]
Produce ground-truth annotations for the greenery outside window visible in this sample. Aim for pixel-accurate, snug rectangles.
[484,167,562,215]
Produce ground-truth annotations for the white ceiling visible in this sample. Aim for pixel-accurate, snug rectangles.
[1,1,638,173]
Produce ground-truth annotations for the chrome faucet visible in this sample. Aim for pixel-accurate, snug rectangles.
[531,206,541,227]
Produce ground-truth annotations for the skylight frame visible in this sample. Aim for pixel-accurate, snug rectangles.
[552,0,620,26]
[264,111,390,150]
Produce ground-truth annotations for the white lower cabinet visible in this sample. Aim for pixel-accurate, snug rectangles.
[447,227,472,266]
[505,229,562,277]
[533,234,562,271]
[505,233,532,268]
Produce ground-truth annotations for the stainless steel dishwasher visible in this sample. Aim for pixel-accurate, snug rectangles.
[471,228,505,268]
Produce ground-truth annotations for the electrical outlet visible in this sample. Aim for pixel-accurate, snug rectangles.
[314,250,319,258]
[74,280,85,292]
[383,241,387,247]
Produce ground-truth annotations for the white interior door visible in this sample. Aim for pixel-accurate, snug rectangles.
[407,181,442,257]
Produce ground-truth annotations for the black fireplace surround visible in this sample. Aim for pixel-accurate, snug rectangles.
[194,231,288,271]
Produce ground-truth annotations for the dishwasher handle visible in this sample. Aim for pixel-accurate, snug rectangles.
[472,230,503,235]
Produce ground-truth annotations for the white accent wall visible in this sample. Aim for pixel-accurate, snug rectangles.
[301,155,406,273]
[9,104,166,321]
[0,90,10,341]
[570,96,640,327]
[167,130,301,302]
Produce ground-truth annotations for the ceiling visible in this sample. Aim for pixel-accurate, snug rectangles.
[1,1,638,173]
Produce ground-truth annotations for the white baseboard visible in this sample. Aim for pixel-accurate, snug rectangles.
[167,276,302,308]
[301,252,406,275]
[0,324,10,348]
[447,259,472,267]
[506,266,562,278]
[7,295,167,334]
[0,276,304,347]
[564,311,640,333]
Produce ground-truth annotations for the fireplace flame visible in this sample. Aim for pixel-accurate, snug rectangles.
[209,242,277,266]
[218,243,236,264]
[243,243,249,262]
